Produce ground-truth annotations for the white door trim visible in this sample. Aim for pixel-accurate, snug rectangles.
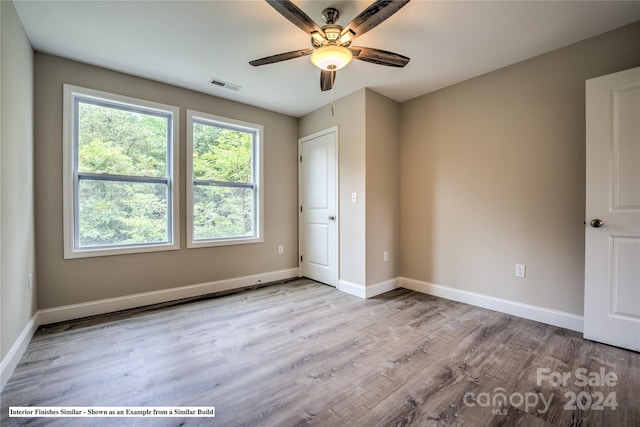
[298,126,339,287]
[584,66,640,351]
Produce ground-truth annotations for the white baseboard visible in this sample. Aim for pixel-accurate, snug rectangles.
[399,277,584,332]
[1,312,39,391]
[338,280,366,298]
[366,278,400,298]
[338,278,399,299]
[38,268,300,325]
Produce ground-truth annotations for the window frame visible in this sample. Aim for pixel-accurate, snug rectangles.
[186,109,263,248]
[63,84,180,259]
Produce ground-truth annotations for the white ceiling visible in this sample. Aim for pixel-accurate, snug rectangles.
[13,0,640,117]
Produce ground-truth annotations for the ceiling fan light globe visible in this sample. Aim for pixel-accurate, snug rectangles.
[311,45,353,71]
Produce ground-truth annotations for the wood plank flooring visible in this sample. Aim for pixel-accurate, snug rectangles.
[2,278,639,426]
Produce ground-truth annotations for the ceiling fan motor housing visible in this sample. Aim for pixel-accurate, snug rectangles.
[310,8,349,48]
[312,25,348,47]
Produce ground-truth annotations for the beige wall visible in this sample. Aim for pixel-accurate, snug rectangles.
[400,21,640,315]
[299,90,367,287]
[34,54,299,309]
[299,88,401,289]
[365,89,400,286]
[1,0,37,361]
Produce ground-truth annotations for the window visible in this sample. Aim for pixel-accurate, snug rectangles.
[63,85,179,258]
[186,110,263,248]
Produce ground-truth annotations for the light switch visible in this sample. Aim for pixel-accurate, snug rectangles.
[351,192,357,203]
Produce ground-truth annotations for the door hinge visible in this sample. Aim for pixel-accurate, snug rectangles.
[299,155,302,163]
[300,255,303,262]
[300,205,303,213]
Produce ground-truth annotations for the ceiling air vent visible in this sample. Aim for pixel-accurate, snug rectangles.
[209,78,241,91]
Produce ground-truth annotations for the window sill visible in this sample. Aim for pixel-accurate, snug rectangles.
[63,242,180,259]
[187,236,263,249]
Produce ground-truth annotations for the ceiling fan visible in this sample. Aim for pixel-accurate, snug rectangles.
[249,0,411,91]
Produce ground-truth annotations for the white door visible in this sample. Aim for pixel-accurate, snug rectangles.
[584,66,640,351]
[299,128,338,287]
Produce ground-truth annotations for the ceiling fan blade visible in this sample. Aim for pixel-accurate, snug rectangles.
[320,70,335,91]
[249,48,313,66]
[350,46,410,67]
[342,0,410,39]
[266,0,325,37]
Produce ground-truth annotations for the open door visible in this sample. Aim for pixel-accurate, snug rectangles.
[584,66,640,351]
[299,127,338,287]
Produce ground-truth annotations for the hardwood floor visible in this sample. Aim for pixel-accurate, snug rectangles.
[2,278,639,426]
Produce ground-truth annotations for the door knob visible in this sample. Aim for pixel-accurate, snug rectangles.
[328,215,336,221]
[590,219,604,228]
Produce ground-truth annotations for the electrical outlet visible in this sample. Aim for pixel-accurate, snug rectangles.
[278,244,284,254]
[515,264,526,278]
[383,251,389,262]
[27,273,33,290]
